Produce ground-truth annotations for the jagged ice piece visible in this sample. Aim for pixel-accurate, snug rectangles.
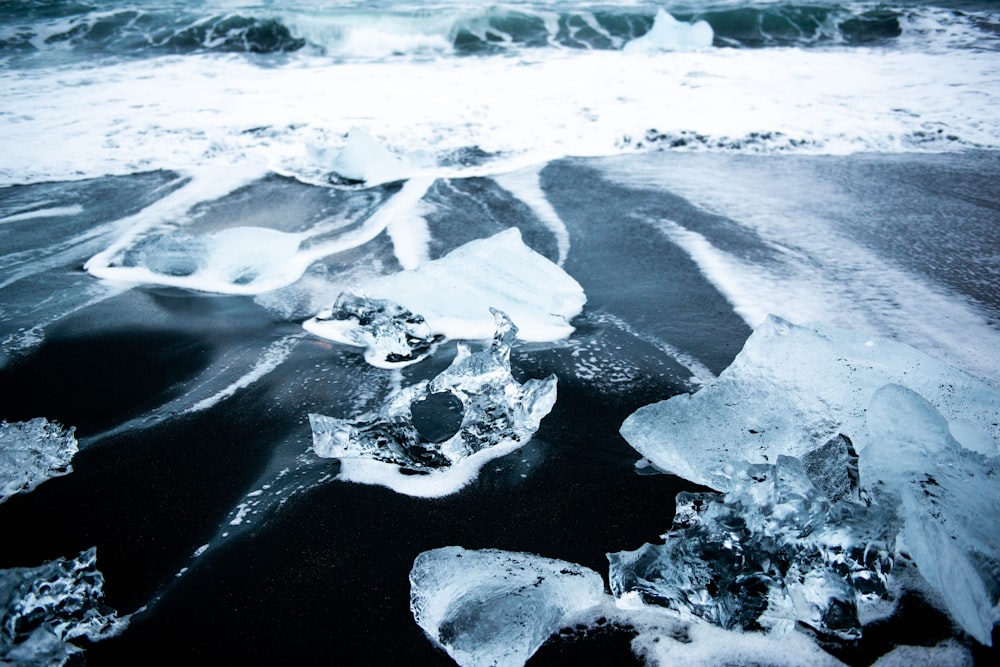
[608,455,895,640]
[0,419,77,504]
[309,310,557,497]
[0,548,125,666]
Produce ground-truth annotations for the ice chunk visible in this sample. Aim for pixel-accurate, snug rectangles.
[623,10,713,53]
[303,293,443,368]
[409,547,604,667]
[0,548,125,666]
[620,315,1000,491]
[309,310,558,497]
[862,384,1000,646]
[328,128,410,186]
[608,455,895,640]
[349,228,586,342]
[0,419,77,504]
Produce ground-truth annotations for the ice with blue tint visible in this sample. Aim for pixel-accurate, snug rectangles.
[0,419,77,504]
[326,127,415,186]
[409,546,604,667]
[0,548,125,667]
[309,310,557,497]
[620,315,1000,645]
[620,315,1000,490]
[346,228,587,343]
[862,384,1000,646]
[608,455,895,640]
[303,293,443,369]
[623,10,713,53]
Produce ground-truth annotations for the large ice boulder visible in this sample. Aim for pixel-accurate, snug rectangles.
[0,419,77,504]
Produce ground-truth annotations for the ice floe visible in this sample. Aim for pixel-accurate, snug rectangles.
[0,548,125,666]
[309,310,557,497]
[306,228,586,349]
[409,546,604,667]
[0,419,77,504]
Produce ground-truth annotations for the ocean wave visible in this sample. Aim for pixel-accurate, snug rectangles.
[1,2,997,66]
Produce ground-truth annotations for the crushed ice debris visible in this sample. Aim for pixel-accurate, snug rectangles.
[608,455,896,641]
[409,547,604,667]
[620,315,1000,646]
[309,309,557,497]
[0,419,78,504]
[623,9,713,53]
[334,228,586,343]
[303,293,443,369]
[0,548,126,666]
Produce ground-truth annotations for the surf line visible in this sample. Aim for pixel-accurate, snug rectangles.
[494,168,570,266]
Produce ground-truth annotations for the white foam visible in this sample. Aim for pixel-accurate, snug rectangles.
[599,157,1000,383]
[335,438,528,499]
[345,227,586,342]
[494,166,570,266]
[0,205,83,224]
[2,44,998,185]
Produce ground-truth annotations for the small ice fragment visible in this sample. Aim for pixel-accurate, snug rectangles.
[303,293,443,369]
[0,419,78,504]
[328,128,409,186]
[608,455,895,640]
[309,310,557,497]
[0,548,126,665]
[623,10,713,53]
[409,547,604,667]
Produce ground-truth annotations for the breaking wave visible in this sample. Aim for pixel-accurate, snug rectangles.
[1,2,997,66]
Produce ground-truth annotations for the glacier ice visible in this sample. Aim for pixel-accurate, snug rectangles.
[327,127,411,186]
[341,228,586,343]
[620,315,1000,491]
[862,384,1000,646]
[0,419,77,504]
[608,455,895,640]
[0,548,125,666]
[623,10,713,53]
[309,309,557,497]
[303,292,443,368]
[409,547,604,667]
[619,315,1000,645]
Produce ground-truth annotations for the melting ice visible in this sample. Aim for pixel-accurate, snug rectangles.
[608,454,895,640]
[0,419,77,504]
[0,548,124,666]
[409,546,604,667]
[305,228,586,347]
[309,310,557,497]
[620,315,1000,645]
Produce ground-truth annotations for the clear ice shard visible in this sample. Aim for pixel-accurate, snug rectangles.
[409,547,605,667]
[620,315,1000,491]
[309,309,558,497]
[303,292,443,369]
[608,455,896,640]
[0,548,125,667]
[0,419,77,504]
[862,384,1000,646]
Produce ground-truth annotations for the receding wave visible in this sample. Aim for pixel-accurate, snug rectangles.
[1,2,997,65]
